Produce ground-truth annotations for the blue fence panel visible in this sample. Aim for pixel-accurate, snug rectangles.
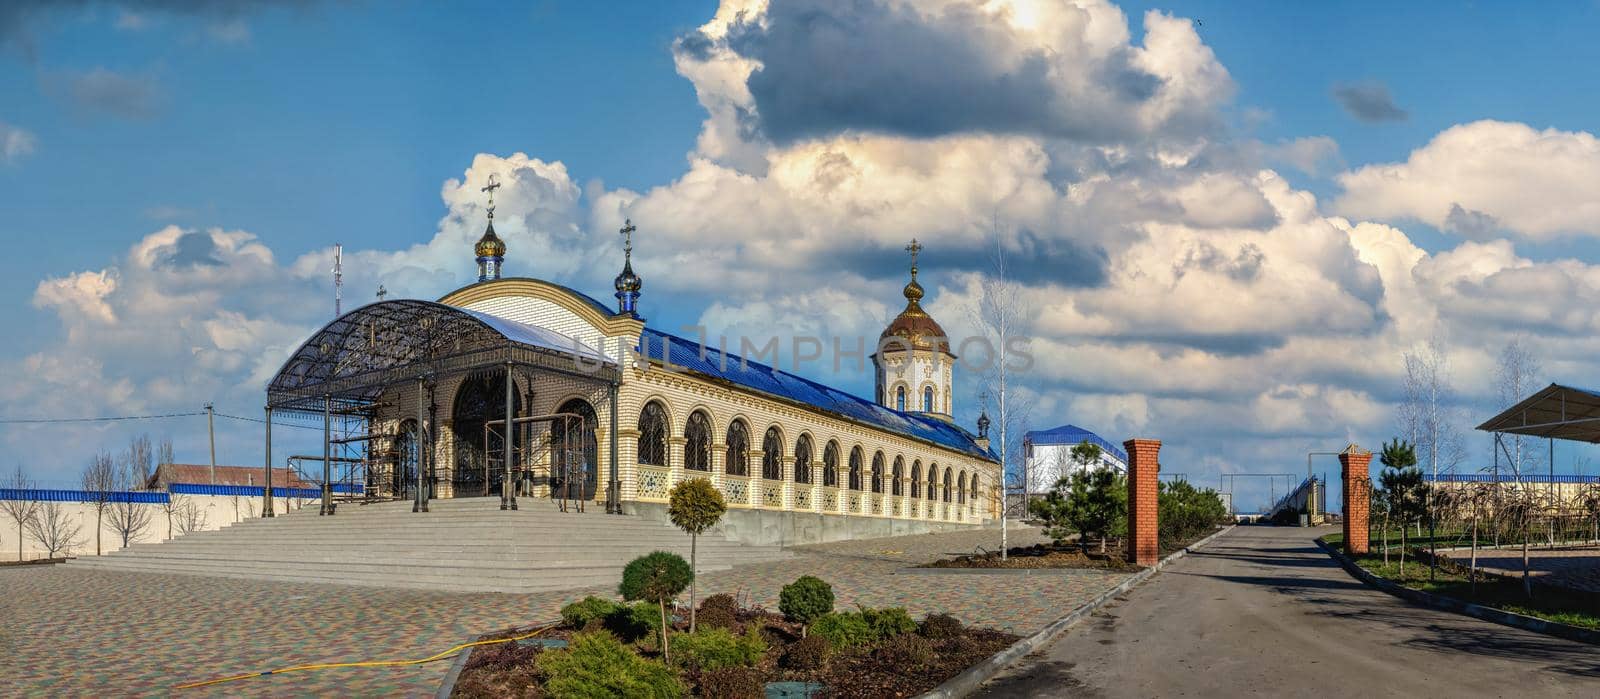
[167,483,356,498]
[1426,473,1600,484]
[0,488,170,504]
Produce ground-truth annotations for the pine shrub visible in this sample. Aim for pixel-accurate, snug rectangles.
[811,612,875,649]
[875,632,934,668]
[604,602,662,643]
[860,606,917,639]
[535,631,682,698]
[778,576,835,628]
[780,633,830,671]
[669,626,767,671]
[560,596,623,629]
[918,613,963,640]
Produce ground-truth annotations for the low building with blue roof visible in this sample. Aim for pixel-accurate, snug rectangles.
[1023,424,1129,493]
[261,211,1000,546]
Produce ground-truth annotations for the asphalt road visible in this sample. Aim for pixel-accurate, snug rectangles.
[975,526,1599,698]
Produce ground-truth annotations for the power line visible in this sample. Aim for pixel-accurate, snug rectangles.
[0,411,205,425]
[213,412,330,432]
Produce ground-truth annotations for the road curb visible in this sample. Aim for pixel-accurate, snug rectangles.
[917,524,1237,699]
[1315,538,1600,647]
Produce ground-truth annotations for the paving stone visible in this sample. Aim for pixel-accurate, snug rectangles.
[0,525,1127,697]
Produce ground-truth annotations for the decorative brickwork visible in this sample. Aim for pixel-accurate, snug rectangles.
[1124,439,1161,566]
[1339,445,1372,555]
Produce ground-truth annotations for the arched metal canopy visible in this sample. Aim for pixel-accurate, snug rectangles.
[266,299,617,413]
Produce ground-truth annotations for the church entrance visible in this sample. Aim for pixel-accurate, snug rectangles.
[451,370,521,498]
[550,398,598,501]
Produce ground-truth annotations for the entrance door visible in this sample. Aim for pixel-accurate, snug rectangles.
[451,370,520,498]
[550,398,598,500]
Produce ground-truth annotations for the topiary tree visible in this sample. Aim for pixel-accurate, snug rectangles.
[778,575,835,637]
[668,477,727,633]
[620,550,694,662]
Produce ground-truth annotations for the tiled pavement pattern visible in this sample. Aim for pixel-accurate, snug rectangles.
[0,525,1127,697]
[1442,545,1600,593]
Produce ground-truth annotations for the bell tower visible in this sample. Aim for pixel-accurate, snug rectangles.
[873,238,955,418]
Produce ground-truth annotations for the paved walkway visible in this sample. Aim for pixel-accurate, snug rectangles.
[0,524,1126,697]
[976,526,1600,698]
[1445,545,1600,593]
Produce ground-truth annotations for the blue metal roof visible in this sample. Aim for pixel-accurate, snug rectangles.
[637,328,996,461]
[1024,424,1128,463]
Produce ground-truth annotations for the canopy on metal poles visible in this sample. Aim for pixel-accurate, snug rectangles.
[1475,383,1600,443]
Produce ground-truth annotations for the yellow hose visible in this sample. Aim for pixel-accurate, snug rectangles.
[175,620,560,690]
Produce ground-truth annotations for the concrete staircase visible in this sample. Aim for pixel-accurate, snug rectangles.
[68,498,791,593]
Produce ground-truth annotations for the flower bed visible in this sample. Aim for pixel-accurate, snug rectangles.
[451,590,1017,698]
[921,526,1224,570]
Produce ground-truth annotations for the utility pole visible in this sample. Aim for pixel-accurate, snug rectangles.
[205,403,217,485]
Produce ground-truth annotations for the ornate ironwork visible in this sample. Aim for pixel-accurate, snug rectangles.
[638,466,669,500]
[637,401,667,466]
[848,447,863,491]
[684,410,711,471]
[822,440,839,487]
[793,434,812,484]
[892,456,904,496]
[762,426,782,480]
[927,464,938,499]
[870,451,885,493]
[551,398,598,500]
[910,460,921,499]
[724,420,749,477]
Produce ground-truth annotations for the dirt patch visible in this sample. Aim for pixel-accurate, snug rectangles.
[920,528,1224,570]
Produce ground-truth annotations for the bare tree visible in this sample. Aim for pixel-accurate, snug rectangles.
[1491,337,1544,587]
[1399,338,1465,579]
[24,500,83,559]
[176,498,209,535]
[106,446,154,549]
[81,451,115,555]
[0,464,39,562]
[968,232,1035,560]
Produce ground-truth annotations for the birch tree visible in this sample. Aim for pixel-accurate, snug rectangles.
[968,233,1034,560]
[1492,337,1544,590]
[1399,338,1464,579]
[0,464,38,562]
[106,445,154,549]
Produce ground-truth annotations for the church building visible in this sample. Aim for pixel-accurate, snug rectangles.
[260,192,1000,544]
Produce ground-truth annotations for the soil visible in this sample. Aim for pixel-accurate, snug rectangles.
[451,607,1020,698]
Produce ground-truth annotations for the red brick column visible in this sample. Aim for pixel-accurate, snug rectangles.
[1124,439,1161,566]
[1339,446,1372,556]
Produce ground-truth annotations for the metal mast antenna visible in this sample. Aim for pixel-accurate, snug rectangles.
[333,244,344,317]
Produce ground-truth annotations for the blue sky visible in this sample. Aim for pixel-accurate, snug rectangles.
[4,1,1599,509]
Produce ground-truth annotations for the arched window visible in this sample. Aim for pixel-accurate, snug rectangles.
[684,410,711,471]
[923,386,934,412]
[848,447,863,491]
[896,385,906,411]
[969,474,980,509]
[958,472,967,504]
[762,426,783,480]
[870,452,885,493]
[794,435,813,484]
[823,440,839,487]
[637,401,667,466]
[943,468,953,502]
[910,460,922,499]
[724,420,749,477]
[927,464,938,499]
[892,456,904,496]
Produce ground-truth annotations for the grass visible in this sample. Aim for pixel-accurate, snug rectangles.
[1318,534,1600,631]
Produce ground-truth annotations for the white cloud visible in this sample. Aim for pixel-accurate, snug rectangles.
[1335,120,1600,239]
[0,121,36,163]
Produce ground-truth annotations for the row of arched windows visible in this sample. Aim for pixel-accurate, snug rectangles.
[636,400,980,504]
[893,384,938,413]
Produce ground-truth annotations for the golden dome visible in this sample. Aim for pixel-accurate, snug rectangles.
[475,221,506,258]
[880,279,949,353]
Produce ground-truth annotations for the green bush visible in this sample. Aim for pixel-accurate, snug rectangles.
[875,632,934,668]
[668,626,767,671]
[620,551,695,604]
[778,576,835,628]
[560,596,623,629]
[535,631,682,698]
[811,612,875,649]
[604,602,662,643]
[697,593,740,630]
[860,606,916,639]
[696,666,764,699]
[780,633,830,670]
[918,613,963,640]
[1029,467,1127,552]
[1158,480,1229,544]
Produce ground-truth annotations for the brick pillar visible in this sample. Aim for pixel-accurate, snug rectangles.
[1339,446,1372,555]
[1124,439,1161,566]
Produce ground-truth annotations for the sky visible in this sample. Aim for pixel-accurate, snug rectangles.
[3,0,1599,511]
